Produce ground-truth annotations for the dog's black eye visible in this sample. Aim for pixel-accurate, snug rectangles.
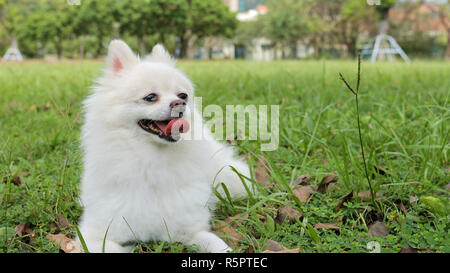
[177,93,188,100]
[143,93,158,102]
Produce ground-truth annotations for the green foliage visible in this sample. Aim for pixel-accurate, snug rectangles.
[176,0,238,58]
[260,0,313,45]
[0,0,237,59]
[72,0,118,57]
[421,196,448,217]
[118,0,188,54]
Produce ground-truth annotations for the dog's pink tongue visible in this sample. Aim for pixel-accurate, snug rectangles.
[155,118,190,137]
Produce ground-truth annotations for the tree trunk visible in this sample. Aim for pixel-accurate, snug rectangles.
[445,31,450,60]
[79,37,85,59]
[347,37,357,58]
[10,35,19,49]
[95,34,103,58]
[138,36,146,56]
[56,39,63,59]
[179,35,189,59]
[290,40,297,59]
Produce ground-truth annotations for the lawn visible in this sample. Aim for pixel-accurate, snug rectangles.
[0,59,449,253]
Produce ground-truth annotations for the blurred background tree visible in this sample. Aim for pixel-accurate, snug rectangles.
[72,0,117,58]
[0,0,447,60]
[260,0,313,58]
[176,0,237,58]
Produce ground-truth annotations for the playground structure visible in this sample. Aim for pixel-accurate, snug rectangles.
[2,37,23,62]
[361,20,410,63]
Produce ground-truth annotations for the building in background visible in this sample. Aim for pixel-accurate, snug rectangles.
[204,0,273,60]
[214,0,310,60]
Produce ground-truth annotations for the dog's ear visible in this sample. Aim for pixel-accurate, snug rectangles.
[106,40,139,74]
[145,44,175,66]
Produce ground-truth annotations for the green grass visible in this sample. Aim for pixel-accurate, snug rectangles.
[0,60,449,253]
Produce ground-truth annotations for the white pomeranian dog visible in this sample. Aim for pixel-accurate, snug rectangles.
[76,40,251,253]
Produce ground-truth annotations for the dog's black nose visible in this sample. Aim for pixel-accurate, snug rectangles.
[170,100,186,108]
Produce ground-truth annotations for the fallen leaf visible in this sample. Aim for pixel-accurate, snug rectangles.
[327,183,338,192]
[14,223,35,244]
[335,191,353,213]
[317,173,338,194]
[444,183,450,191]
[3,175,24,186]
[11,176,23,186]
[223,213,249,228]
[293,185,313,202]
[46,234,81,253]
[56,214,72,230]
[396,200,408,215]
[357,191,382,202]
[291,174,311,188]
[266,239,286,251]
[213,224,242,250]
[277,205,302,223]
[409,196,418,204]
[263,248,300,253]
[368,221,388,237]
[399,245,419,253]
[254,156,271,189]
[212,214,247,249]
[314,223,340,230]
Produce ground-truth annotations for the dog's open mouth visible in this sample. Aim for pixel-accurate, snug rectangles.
[138,118,190,142]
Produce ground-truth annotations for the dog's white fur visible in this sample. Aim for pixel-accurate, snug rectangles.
[77,40,250,253]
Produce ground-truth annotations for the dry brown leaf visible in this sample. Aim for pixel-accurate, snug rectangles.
[409,196,418,204]
[3,175,24,186]
[56,214,72,230]
[335,191,353,213]
[222,213,249,228]
[254,156,271,189]
[292,174,311,188]
[212,224,242,250]
[46,234,81,253]
[399,245,419,253]
[327,183,338,192]
[317,173,338,194]
[14,223,35,244]
[263,248,300,253]
[314,223,340,230]
[266,239,286,251]
[293,185,313,202]
[212,214,248,249]
[357,191,382,202]
[277,205,302,223]
[11,176,23,186]
[396,200,408,215]
[369,221,388,237]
